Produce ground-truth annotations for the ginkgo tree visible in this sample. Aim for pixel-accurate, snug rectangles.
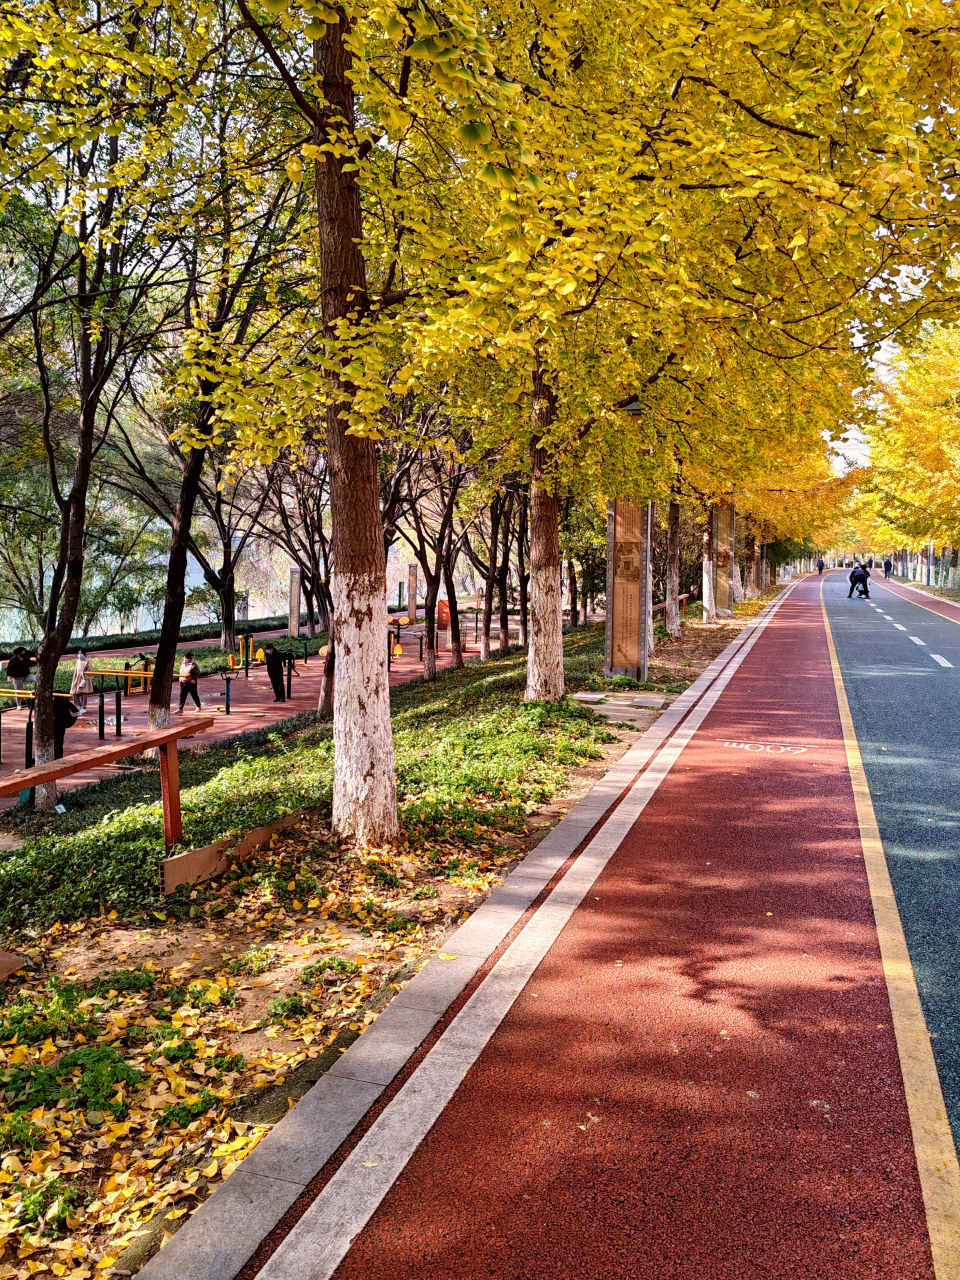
[12,0,960,837]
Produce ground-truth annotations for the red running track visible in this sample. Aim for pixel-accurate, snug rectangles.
[881,578,960,628]
[321,576,934,1279]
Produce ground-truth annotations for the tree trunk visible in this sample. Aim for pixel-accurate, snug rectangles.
[665,500,681,639]
[951,547,958,590]
[496,498,512,653]
[702,507,717,624]
[315,17,397,845]
[732,556,745,604]
[442,547,464,670]
[516,487,530,645]
[149,445,208,732]
[316,578,332,635]
[567,559,578,629]
[219,575,237,652]
[303,583,317,638]
[422,575,439,681]
[318,640,335,719]
[743,533,759,599]
[525,373,565,702]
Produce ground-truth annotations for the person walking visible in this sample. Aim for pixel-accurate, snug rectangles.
[176,652,202,713]
[884,557,893,579]
[5,647,34,708]
[69,649,93,713]
[817,558,825,576]
[848,563,871,599]
[264,643,286,702]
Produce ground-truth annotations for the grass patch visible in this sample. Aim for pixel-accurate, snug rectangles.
[0,628,614,935]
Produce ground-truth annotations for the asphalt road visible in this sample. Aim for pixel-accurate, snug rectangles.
[824,570,960,1144]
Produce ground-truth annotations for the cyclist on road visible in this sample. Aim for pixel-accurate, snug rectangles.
[848,563,871,599]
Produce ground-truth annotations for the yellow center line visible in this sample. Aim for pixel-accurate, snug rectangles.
[880,580,960,629]
[821,580,960,1278]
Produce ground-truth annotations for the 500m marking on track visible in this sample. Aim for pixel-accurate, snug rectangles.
[716,739,808,754]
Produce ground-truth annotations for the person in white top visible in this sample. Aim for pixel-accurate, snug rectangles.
[69,650,93,712]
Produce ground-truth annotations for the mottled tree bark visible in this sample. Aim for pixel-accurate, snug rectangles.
[525,371,565,702]
[149,444,208,733]
[442,535,464,670]
[702,506,717,624]
[665,500,681,639]
[743,533,759,599]
[318,641,335,719]
[315,18,397,843]
[517,492,529,646]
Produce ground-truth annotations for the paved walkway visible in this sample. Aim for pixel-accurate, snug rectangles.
[140,572,960,1280]
[0,625,480,810]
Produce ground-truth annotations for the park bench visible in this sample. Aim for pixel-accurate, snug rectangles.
[0,717,214,984]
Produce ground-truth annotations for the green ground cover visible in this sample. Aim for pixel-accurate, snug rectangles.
[0,627,615,936]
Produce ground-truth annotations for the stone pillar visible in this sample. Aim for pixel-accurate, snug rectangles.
[605,499,653,680]
[408,563,418,622]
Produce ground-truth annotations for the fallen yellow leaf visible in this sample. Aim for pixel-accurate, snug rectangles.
[437,954,458,961]
[200,1160,218,1177]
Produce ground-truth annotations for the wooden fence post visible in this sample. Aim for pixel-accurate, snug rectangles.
[159,741,183,851]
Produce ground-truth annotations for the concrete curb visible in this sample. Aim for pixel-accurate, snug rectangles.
[136,601,787,1280]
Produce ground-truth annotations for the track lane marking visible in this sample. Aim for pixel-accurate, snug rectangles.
[822,585,960,1280]
[880,583,960,629]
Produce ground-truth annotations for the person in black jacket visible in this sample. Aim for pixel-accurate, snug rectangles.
[53,697,80,758]
[848,564,871,598]
[884,557,893,579]
[6,647,34,708]
[264,644,286,702]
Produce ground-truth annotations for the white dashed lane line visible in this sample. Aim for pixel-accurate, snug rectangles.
[883,615,893,620]
[894,624,907,631]
[931,655,954,668]
[910,636,927,646]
